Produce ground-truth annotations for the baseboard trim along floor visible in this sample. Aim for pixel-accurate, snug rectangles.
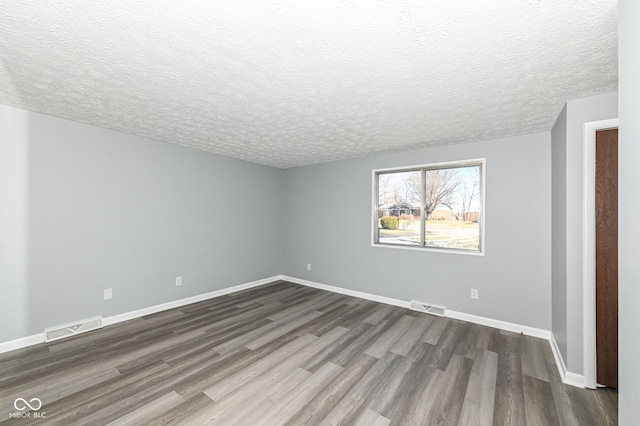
[0,275,279,354]
[0,280,613,424]
[0,274,584,388]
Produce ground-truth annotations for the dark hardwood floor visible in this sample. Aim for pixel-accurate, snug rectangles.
[0,281,617,425]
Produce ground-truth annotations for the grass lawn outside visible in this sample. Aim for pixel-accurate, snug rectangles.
[379,220,480,249]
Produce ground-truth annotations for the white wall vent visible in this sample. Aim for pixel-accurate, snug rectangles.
[410,300,446,317]
[44,316,103,343]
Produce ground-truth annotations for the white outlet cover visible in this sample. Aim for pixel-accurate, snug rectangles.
[471,289,479,299]
[176,276,182,286]
[306,263,311,271]
[104,288,112,300]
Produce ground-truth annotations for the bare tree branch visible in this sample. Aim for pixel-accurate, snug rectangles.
[459,170,479,221]
[424,169,460,217]
[378,174,395,204]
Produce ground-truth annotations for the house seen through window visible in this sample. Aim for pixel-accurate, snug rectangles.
[373,160,484,253]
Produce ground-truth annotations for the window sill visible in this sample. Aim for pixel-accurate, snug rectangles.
[371,242,485,256]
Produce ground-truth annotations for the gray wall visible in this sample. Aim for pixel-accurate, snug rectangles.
[551,104,568,362]
[550,92,618,375]
[0,104,282,343]
[619,0,640,421]
[564,93,618,374]
[0,107,30,341]
[282,133,552,330]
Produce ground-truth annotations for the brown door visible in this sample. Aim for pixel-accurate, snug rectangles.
[595,128,618,388]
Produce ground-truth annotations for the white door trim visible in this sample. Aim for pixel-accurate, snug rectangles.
[583,118,618,389]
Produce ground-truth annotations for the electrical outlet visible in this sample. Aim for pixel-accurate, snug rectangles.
[176,276,182,286]
[306,263,312,271]
[471,288,479,299]
[104,288,112,300]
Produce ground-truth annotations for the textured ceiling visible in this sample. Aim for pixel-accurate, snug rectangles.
[0,1,618,168]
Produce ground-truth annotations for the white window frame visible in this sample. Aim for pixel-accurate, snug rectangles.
[371,158,486,256]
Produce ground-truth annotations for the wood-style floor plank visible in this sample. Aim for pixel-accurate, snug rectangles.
[256,362,345,425]
[521,334,551,382]
[390,313,433,356]
[363,314,416,358]
[459,348,498,426]
[353,408,390,426]
[284,353,378,426]
[523,375,560,425]
[0,281,617,426]
[105,391,184,426]
[204,334,318,401]
[385,346,443,424]
[424,353,474,425]
[493,333,527,425]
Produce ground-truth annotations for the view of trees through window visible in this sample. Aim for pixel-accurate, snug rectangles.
[375,161,483,252]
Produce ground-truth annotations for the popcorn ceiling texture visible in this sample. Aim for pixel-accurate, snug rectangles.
[0,1,618,168]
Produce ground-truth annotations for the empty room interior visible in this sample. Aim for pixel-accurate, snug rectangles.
[1,1,639,425]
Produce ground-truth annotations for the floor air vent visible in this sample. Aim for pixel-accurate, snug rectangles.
[410,301,446,317]
[44,316,103,342]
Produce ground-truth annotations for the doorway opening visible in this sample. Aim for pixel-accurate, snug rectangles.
[583,118,618,389]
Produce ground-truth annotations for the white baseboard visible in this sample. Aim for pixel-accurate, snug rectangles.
[285,275,588,389]
[282,275,550,338]
[549,333,586,388]
[446,310,551,339]
[0,273,588,389]
[0,276,281,354]
[103,275,281,327]
[280,275,411,309]
[564,372,586,388]
[0,333,45,354]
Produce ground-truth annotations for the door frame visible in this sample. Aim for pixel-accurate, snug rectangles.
[583,118,618,389]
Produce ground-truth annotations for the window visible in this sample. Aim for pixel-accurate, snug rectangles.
[373,159,484,254]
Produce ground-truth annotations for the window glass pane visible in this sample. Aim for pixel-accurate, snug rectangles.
[377,170,421,246]
[424,165,480,250]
